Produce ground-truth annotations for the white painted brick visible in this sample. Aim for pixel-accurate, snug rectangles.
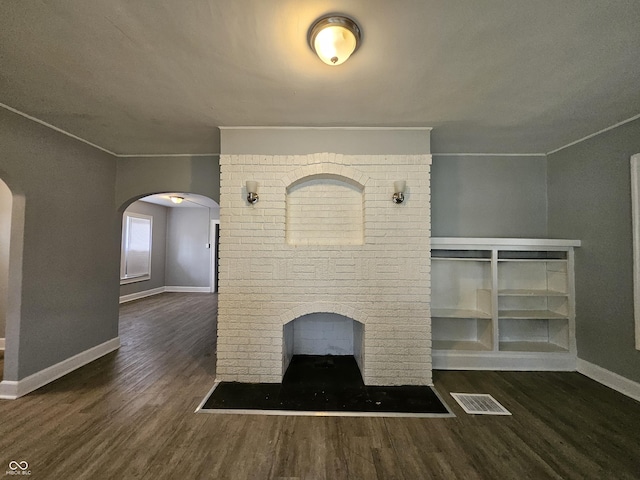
[218,153,432,386]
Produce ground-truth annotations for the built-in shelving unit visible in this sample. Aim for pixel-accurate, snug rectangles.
[431,238,580,371]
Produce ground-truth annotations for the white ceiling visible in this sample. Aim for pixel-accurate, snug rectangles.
[140,193,218,209]
[1,1,639,155]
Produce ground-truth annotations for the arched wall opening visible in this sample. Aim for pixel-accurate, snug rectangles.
[283,313,364,379]
[0,172,25,385]
[0,179,10,378]
[117,192,220,303]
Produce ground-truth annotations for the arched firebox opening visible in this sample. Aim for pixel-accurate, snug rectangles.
[283,313,364,380]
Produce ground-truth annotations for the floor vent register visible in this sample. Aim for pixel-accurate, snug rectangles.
[450,393,512,415]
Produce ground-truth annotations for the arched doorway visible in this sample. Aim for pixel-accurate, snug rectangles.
[118,192,220,303]
[0,173,25,389]
[0,179,10,379]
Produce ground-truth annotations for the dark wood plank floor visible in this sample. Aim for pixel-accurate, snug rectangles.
[1,293,639,479]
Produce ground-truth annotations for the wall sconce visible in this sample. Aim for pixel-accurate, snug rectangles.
[170,195,184,204]
[393,181,406,204]
[308,14,362,66]
[246,181,259,204]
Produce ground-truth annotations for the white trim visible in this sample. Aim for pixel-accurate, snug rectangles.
[431,237,581,249]
[433,351,577,371]
[119,275,151,285]
[631,154,640,350]
[195,381,454,417]
[433,153,545,157]
[576,359,640,403]
[0,103,218,158]
[0,102,117,156]
[116,153,219,158]
[197,408,454,418]
[210,219,220,293]
[194,381,221,412]
[164,286,211,293]
[219,126,433,131]
[0,338,5,350]
[119,286,212,303]
[0,337,120,400]
[547,113,640,155]
[119,286,166,304]
[5,101,639,159]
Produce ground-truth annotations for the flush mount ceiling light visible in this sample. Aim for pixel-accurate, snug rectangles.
[308,14,362,66]
[170,195,184,204]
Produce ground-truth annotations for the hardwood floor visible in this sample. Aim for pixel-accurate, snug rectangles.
[0,292,639,479]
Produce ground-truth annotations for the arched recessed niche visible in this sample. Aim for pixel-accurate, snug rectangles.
[286,174,364,246]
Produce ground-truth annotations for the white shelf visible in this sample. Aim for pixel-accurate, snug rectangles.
[499,309,568,319]
[431,308,492,319]
[498,259,567,263]
[432,237,581,249]
[498,289,567,297]
[432,257,491,262]
[499,341,569,353]
[432,340,492,351]
[430,238,578,370]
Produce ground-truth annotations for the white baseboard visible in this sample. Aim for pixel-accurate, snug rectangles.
[0,338,4,350]
[433,351,577,371]
[119,286,165,304]
[0,337,120,400]
[577,358,640,403]
[164,286,210,293]
[119,286,212,303]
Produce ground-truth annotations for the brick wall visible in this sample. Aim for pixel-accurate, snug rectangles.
[217,152,432,385]
[287,177,363,246]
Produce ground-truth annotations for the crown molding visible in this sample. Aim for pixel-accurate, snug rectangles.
[547,112,640,156]
[4,102,639,159]
[0,102,117,156]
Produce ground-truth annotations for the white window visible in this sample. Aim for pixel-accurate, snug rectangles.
[121,212,152,283]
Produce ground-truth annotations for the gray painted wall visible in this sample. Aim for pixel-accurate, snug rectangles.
[431,155,548,237]
[120,200,168,297]
[165,207,211,287]
[115,155,220,209]
[548,118,640,383]
[0,180,10,339]
[0,108,119,380]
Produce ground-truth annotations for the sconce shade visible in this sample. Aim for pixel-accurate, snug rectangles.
[246,181,259,204]
[392,180,406,204]
[308,15,361,66]
[246,181,258,194]
[170,196,184,204]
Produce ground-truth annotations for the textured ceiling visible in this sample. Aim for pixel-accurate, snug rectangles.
[1,0,639,155]
[141,193,218,209]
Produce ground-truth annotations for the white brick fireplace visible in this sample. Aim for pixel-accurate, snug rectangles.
[216,129,432,386]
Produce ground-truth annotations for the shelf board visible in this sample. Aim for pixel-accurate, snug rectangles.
[498,289,568,297]
[432,340,493,351]
[431,257,491,262]
[498,259,567,263]
[431,237,581,249]
[499,309,568,319]
[431,308,492,319]
[499,341,569,353]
